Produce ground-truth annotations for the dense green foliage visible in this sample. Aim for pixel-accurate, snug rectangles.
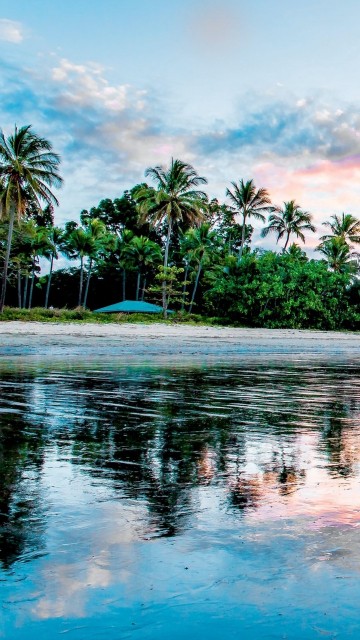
[1,124,359,329]
[205,250,360,329]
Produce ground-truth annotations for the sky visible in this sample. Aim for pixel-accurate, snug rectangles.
[1,0,360,251]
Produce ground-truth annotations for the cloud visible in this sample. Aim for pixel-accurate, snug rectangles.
[0,18,24,43]
[51,58,130,111]
[247,155,360,253]
[0,56,192,221]
[1,52,360,244]
[194,98,360,163]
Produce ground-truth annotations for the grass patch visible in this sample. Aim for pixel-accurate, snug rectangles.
[0,307,230,326]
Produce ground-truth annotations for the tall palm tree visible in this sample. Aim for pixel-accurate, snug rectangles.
[123,236,162,301]
[81,218,113,309]
[320,213,360,246]
[0,218,29,308]
[10,219,52,309]
[0,125,62,312]
[179,231,195,311]
[117,229,134,301]
[317,237,359,273]
[183,223,218,313]
[10,220,34,308]
[261,200,315,250]
[44,226,65,309]
[27,225,53,309]
[133,158,208,315]
[66,227,95,307]
[226,179,273,260]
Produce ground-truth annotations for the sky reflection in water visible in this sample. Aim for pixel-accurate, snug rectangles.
[1,360,360,639]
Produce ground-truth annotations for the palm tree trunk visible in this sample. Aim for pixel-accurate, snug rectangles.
[189,263,202,313]
[284,231,291,251]
[23,275,29,310]
[164,219,173,269]
[17,268,22,308]
[122,268,126,301]
[82,258,93,308]
[162,219,173,318]
[136,270,141,301]
[181,263,189,311]
[238,213,247,261]
[0,205,16,313]
[78,256,84,307]
[28,264,35,310]
[141,278,146,301]
[45,253,54,309]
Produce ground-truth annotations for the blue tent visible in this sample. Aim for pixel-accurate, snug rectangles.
[94,300,173,314]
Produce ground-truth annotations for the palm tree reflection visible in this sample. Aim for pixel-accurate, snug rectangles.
[0,362,359,564]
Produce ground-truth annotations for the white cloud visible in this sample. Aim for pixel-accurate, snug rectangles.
[0,18,24,43]
[51,58,133,112]
[3,51,360,245]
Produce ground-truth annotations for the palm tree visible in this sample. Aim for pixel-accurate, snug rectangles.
[226,179,273,260]
[123,236,162,301]
[317,237,359,273]
[261,200,315,250]
[320,213,360,246]
[66,227,95,307]
[179,232,194,311]
[11,219,52,309]
[133,158,208,315]
[81,218,113,309]
[285,243,308,262]
[27,225,52,309]
[183,223,218,313]
[0,218,30,307]
[12,221,33,308]
[0,125,62,312]
[117,229,134,301]
[44,226,65,309]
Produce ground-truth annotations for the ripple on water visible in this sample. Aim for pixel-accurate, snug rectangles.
[0,360,360,639]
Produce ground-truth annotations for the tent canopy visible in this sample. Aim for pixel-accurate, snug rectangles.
[94,300,173,314]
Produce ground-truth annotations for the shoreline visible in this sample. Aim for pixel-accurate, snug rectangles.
[1,321,360,361]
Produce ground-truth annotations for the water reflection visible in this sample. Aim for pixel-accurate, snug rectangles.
[0,360,360,638]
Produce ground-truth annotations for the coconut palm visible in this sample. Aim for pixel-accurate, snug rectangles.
[286,243,308,262]
[182,223,219,313]
[133,158,208,315]
[11,219,52,309]
[11,221,33,308]
[261,200,315,250]
[226,180,273,260]
[179,232,195,311]
[0,125,62,312]
[117,229,135,301]
[0,218,30,307]
[317,237,359,273]
[27,225,53,309]
[81,219,114,309]
[320,213,360,246]
[66,227,95,307]
[122,236,162,300]
[44,226,65,308]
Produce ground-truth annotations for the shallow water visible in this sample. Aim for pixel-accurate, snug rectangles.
[1,359,360,639]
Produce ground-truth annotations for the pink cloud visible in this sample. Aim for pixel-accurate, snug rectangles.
[252,157,360,246]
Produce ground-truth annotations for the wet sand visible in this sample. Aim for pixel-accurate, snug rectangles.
[0,321,360,360]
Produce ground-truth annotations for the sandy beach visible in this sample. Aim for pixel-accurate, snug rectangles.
[0,321,360,361]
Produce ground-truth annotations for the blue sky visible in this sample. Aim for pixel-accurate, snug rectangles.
[1,0,360,250]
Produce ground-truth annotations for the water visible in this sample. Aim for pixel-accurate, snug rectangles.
[1,358,360,639]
